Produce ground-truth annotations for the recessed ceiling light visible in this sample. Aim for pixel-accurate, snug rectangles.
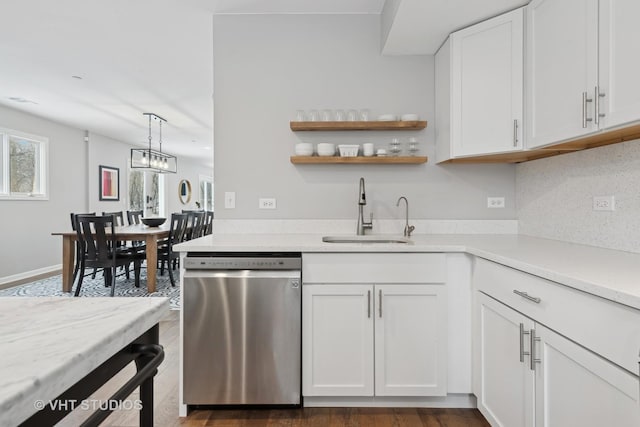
[72,75,83,80]
[8,97,38,105]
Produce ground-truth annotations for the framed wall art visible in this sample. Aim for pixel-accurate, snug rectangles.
[99,165,120,201]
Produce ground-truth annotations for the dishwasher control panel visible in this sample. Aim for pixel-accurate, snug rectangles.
[185,253,301,270]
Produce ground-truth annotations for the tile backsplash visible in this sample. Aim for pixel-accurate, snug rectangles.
[517,138,640,253]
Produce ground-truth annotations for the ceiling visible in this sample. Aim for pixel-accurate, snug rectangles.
[0,0,527,169]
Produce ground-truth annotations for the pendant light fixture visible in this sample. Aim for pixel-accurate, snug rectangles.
[130,113,177,173]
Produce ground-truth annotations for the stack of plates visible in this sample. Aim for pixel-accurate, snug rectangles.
[377,114,398,121]
[401,113,419,121]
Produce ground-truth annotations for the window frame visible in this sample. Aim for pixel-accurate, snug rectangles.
[0,126,49,201]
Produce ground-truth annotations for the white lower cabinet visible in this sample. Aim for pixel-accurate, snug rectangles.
[474,261,640,427]
[476,293,534,427]
[303,283,447,397]
[534,323,640,427]
[302,284,374,396]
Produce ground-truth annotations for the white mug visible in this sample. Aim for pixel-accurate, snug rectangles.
[363,143,374,157]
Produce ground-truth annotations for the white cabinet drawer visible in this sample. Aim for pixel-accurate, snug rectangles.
[302,253,446,284]
[474,258,640,374]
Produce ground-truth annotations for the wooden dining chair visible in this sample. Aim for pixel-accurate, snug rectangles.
[126,210,146,249]
[190,211,206,239]
[70,212,96,284]
[203,211,214,235]
[127,210,144,225]
[158,213,189,287]
[74,215,146,296]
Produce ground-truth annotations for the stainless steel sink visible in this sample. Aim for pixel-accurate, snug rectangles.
[322,235,412,244]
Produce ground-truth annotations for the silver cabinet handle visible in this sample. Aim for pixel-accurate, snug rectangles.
[513,290,541,304]
[582,91,593,128]
[367,290,371,318]
[379,289,382,318]
[513,119,518,147]
[595,86,606,125]
[519,323,530,363]
[530,329,541,370]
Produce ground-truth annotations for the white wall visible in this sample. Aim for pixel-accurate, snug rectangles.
[0,105,212,282]
[517,139,640,253]
[212,14,516,220]
[0,104,86,280]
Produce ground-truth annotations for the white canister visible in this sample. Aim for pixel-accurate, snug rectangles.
[363,143,374,157]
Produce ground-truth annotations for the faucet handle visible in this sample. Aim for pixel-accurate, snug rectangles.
[406,225,415,237]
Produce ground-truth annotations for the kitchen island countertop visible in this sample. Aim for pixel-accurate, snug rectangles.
[176,233,640,310]
[0,297,169,426]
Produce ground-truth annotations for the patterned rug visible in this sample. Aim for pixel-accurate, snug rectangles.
[0,269,181,310]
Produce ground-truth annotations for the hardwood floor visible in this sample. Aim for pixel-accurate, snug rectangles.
[59,311,489,427]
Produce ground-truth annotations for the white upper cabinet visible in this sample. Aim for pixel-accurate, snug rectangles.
[436,8,523,162]
[527,0,640,149]
[598,0,640,130]
[526,0,599,149]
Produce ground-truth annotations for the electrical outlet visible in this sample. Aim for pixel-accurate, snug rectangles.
[487,197,505,208]
[224,192,235,209]
[259,198,276,209]
[593,195,615,211]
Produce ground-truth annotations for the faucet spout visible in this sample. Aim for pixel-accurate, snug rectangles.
[356,177,373,235]
[358,177,366,205]
[396,196,415,237]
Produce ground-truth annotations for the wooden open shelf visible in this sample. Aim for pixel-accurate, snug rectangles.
[290,156,428,165]
[290,120,427,131]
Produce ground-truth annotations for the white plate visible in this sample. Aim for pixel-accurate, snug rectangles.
[377,114,397,121]
[401,113,419,121]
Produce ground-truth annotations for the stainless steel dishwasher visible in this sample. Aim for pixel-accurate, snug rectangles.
[182,252,301,406]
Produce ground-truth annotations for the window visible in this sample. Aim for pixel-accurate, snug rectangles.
[0,127,49,200]
[199,175,213,211]
[128,169,165,217]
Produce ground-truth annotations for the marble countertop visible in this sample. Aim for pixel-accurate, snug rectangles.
[176,233,640,310]
[0,297,169,426]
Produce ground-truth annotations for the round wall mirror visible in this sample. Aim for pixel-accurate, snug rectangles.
[179,179,192,204]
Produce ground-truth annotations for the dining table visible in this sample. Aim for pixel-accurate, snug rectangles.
[52,224,170,294]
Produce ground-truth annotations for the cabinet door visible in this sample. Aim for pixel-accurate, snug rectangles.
[451,8,523,156]
[526,0,599,148]
[599,0,640,129]
[302,284,374,396]
[476,292,534,427]
[534,323,640,427]
[374,284,447,396]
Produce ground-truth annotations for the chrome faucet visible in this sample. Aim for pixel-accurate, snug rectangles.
[356,177,373,235]
[396,196,415,237]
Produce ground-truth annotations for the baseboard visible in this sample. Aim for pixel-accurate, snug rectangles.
[303,394,477,408]
[0,265,62,289]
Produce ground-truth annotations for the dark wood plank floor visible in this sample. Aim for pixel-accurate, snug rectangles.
[58,311,489,427]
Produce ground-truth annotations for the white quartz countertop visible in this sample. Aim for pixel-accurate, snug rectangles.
[176,233,640,310]
[0,297,169,426]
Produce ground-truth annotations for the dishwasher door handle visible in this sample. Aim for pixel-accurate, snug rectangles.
[183,269,301,280]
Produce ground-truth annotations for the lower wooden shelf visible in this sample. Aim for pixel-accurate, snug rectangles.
[290,156,428,164]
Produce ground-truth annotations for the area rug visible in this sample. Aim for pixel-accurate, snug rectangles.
[0,270,180,310]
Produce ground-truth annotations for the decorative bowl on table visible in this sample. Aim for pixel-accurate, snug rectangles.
[141,217,166,227]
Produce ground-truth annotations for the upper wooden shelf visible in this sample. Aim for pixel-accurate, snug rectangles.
[290,120,427,131]
[290,156,428,165]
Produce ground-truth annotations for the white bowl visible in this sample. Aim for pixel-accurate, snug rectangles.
[295,143,314,156]
[401,113,419,121]
[316,143,335,156]
[377,114,397,121]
